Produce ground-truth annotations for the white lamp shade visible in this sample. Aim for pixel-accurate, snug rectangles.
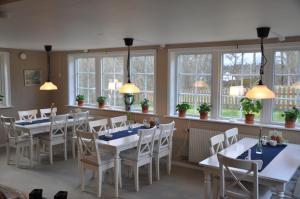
[194,80,208,88]
[245,84,275,99]
[40,82,58,90]
[229,86,245,96]
[118,83,140,94]
[108,82,115,90]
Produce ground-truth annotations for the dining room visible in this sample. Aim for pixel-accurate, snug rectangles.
[1,0,300,198]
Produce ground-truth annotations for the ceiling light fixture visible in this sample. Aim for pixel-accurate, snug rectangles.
[245,27,275,99]
[40,45,58,90]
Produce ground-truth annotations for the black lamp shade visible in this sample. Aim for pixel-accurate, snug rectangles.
[257,27,270,38]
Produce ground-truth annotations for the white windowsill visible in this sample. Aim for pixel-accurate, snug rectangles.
[0,105,14,109]
[66,105,158,116]
[165,115,300,132]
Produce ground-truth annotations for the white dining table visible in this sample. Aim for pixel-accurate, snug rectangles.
[14,115,93,167]
[199,137,300,199]
[97,124,174,198]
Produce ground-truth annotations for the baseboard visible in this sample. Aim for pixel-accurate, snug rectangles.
[172,160,203,170]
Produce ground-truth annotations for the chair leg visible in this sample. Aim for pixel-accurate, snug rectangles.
[16,145,20,167]
[98,169,102,197]
[36,142,40,163]
[149,162,153,185]
[133,166,139,192]
[49,144,53,165]
[6,144,10,164]
[119,159,122,188]
[167,153,172,175]
[80,166,85,192]
[64,141,67,161]
[72,140,76,159]
[155,156,160,181]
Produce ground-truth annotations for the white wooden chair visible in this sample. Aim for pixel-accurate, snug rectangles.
[40,107,57,118]
[153,121,175,180]
[77,130,121,197]
[71,111,89,159]
[209,134,225,155]
[18,110,38,120]
[120,127,156,192]
[224,128,238,148]
[0,116,39,167]
[89,119,108,136]
[110,115,127,129]
[217,154,272,199]
[39,114,68,164]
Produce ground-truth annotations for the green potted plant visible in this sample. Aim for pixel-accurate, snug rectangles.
[0,94,4,103]
[282,107,300,128]
[176,102,191,117]
[76,94,85,106]
[197,103,212,120]
[240,97,262,124]
[140,98,150,113]
[97,96,106,108]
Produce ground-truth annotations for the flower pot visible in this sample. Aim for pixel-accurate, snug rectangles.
[245,114,254,124]
[77,100,84,106]
[285,118,296,128]
[142,106,149,113]
[98,102,105,108]
[200,112,208,120]
[178,110,186,117]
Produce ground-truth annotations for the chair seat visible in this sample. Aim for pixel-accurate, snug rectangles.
[153,144,169,154]
[9,135,38,145]
[39,134,64,141]
[120,148,151,161]
[80,153,114,166]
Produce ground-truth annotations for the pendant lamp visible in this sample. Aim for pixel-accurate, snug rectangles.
[118,38,140,94]
[40,45,58,90]
[245,27,275,99]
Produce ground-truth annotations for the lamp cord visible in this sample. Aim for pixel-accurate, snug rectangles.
[127,46,131,83]
[259,38,268,85]
[47,51,51,82]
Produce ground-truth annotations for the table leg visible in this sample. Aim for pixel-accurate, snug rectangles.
[30,134,33,168]
[276,183,286,199]
[114,151,120,198]
[204,170,212,199]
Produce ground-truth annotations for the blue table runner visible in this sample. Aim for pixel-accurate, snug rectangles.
[99,126,146,141]
[16,119,50,126]
[237,143,287,171]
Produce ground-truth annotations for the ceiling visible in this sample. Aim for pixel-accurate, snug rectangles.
[0,0,300,50]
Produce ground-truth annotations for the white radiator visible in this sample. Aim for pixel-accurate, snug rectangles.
[188,128,257,163]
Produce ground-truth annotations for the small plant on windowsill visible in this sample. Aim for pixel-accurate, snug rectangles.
[140,98,150,113]
[282,107,300,128]
[97,96,106,108]
[76,95,85,106]
[197,103,211,120]
[0,94,4,102]
[176,102,191,118]
[240,97,262,124]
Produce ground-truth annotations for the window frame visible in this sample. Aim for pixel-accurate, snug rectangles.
[0,52,11,107]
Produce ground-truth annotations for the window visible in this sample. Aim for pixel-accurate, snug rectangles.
[100,56,124,108]
[75,57,96,105]
[273,50,300,123]
[220,52,261,119]
[0,52,11,107]
[171,52,212,116]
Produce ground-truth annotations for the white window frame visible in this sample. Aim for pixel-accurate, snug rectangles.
[0,52,11,107]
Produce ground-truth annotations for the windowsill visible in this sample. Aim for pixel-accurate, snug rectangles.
[0,105,14,109]
[65,105,158,116]
[165,115,300,132]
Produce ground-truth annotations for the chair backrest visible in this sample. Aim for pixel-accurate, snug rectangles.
[89,119,108,136]
[156,121,175,154]
[0,116,19,143]
[110,115,127,129]
[209,134,225,155]
[49,115,68,139]
[136,127,156,159]
[224,128,239,147]
[18,110,37,120]
[72,111,89,133]
[76,130,100,165]
[217,154,262,199]
[40,107,57,118]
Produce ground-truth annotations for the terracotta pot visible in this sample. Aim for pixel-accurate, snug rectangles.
[98,102,105,108]
[200,112,208,120]
[285,118,296,128]
[178,110,186,117]
[245,114,254,124]
[142,106,149,113]
[77,100,84,106]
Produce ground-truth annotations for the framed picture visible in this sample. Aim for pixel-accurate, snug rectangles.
[24,70,42,86]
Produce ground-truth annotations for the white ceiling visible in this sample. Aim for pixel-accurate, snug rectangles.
[0,0,300,50]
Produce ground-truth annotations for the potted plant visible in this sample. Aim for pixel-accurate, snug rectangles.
[140,98,150,113]
[0,94,4,103]
[176,102,191,117]
[240,97,262,124]
[282,107,300,128]
[97,96,106,108]
[75,95,85,106]
[197,103,212,120]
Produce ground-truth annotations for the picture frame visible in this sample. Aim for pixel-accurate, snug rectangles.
[24,70,42,86]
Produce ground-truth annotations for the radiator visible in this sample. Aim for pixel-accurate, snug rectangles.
[188,128,257,163]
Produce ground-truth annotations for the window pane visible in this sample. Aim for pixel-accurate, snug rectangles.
[273,50,300,123]
[220,52,261,119]
[176,53,212,116]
